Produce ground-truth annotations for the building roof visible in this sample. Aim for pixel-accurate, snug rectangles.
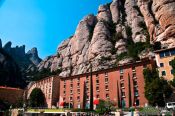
[154,46,175,53]
[0,86,22,90]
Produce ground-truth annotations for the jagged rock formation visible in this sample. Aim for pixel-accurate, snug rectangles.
[138,0,175,48]
[27,47,42,66]
[0,48,25,88]
[38,0,175,77]
[0,39,42,85]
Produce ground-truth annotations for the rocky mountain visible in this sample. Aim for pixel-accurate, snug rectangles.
[0,48,25,88]
[38,0,175,77]
[0,39,42,87]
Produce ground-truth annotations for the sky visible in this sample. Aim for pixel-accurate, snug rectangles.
[0,0,112,59]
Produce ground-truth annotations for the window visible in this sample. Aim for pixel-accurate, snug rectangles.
[63,97,65,101]
[70,79,73,83]
[160,63,164,67]
[96,94,99,98]
[86,76,89,81]
[77,83,80,87]
[134,81,137,86]
[133,73,136,78]
[96,79,99,84]
[77,96,80,100]
[105,78,108,83]
[121,83,124,88]
[159,52,164,58]
[96,86,99,91]
[165,51,170,57]
[171,69,174,75]
[134,90,139,96]
[70,90,73,94]
[122,92,125,97]
[77,89,80,93]
[135,99,140,106]
[105,72,108,77]
[64,85,66,88]
[170,49,175,55]
[106,94,109,98]
[96,74,99,77]
[70,84,73,88]
[70,97,73,101]
[169,61,172,66]
[162,71,166,76]
[87,96,89,100]
[132,67,136,72]
[120,68,124,74]
[77,78,80,82]
[120,76,124,80]
[105,85,109,90]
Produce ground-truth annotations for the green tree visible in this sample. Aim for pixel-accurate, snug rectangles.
[143,68,172,106]
[29,88,45,107]
[170,58,175,87]
[96,99,116,114]
[128,74,132,107]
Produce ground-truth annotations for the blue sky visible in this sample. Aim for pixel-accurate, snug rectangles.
[0,0,112,59]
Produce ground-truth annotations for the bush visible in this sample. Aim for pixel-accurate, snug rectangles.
[116,52,128,61]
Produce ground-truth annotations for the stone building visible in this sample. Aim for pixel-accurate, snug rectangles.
[0,86,24,105]
[154,47,175,80]
[26,76,60,108]
[59,58,155,109]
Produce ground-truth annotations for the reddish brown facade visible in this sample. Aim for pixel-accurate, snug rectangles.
[59,59,155,109]
[0,86,24,105]
[26,76,60,108]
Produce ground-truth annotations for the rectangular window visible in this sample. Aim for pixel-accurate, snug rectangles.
[165,51,170,57]
[70,84,73,88]
[77,89,80,93]
[77,83,80,87]
[70,79,73,83]
[171,69,174,75]
[134,90,139,96]
[132,67,136,72]
[160,63,164,67]
[159,52,164,58]
[70,97,73,101]
[64,85,66,88]
[136,99,140,106]
[86,76,89,81]
[96,86,99,91]
[70,90,73,94]
[96,74,99,77]
[87,96,89,100]
[122,92,125,97]
[134,81,137,86]
[121,83,124,88]
[96,94,99,98]
[105,78,108,83]
[133,73,136,78]
[96,79,99,84]
[162,71,166,76]
[77,78,80,82]
[170,49,175,55]
[106,94,109,98]
[77,96,80,100]
[120,75,123,80]
[120,68,124,74]
[105,85,109,90]
[105,72,108,77]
